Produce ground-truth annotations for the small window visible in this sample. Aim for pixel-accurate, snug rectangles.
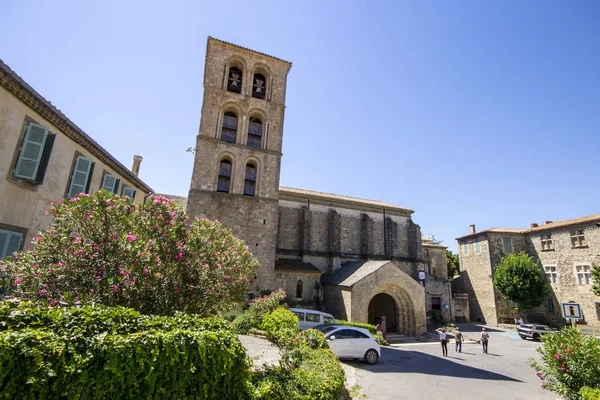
[67,155,95,198]
[541,234,553,250]
[0,229,24,259]
[544,266,558,284]
[252,73,266,100]
[502,237,513,253]
[575,264,592,285]
[354,331,370,339]
[462,243,468,255]
[227,66,242,94]
[431,297,441,310]
[247,117,262,149]
[305,313,321,323]
[333,329,355,339]
[296,279,303,299]
[12,122,55,183]
[475,240,481,254]
[293,311,305,321]
[244,164,257,196]
[101,173,119,193]
[221,112,238,143]
[570,230,586,248]
[547,299,555,314]
[323,316,336,325]
[217,160,232,193]
[121,185,136,199]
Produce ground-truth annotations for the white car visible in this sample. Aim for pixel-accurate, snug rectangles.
[315,325,381,364]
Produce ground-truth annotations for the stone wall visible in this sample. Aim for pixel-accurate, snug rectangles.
[272,270,321,306]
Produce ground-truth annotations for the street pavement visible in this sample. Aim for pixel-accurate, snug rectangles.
[342,324,559,400]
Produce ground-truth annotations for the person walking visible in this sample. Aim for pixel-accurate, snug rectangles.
[436,327,448,357]
[454,327,463,353]
[480,328,489,354]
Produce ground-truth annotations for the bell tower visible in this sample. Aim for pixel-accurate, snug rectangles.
[187,37,292,289]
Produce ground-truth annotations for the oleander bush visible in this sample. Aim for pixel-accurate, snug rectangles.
[0,190,257,317]
[529,327,600,400]
[336,319,377,335]
[0,301,250,400]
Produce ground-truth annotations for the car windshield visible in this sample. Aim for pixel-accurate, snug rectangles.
[536,326,552,331]
[313,325,337,334]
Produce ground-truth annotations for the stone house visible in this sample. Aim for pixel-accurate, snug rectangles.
[457,215,600,327]
[182,37,452,336]
[0,59,153,259]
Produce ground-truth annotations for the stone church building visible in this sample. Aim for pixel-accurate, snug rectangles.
[180,37,451,336]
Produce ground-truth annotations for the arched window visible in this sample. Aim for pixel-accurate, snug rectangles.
[221,112,238,143]
[244,163,257,196]
[217,160,232,193]
[296,280,303,299]
[252,73,266,100]
[227,67,242,94]
[247,117,262,149]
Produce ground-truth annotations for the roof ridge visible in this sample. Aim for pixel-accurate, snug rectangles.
[208,37,292,70]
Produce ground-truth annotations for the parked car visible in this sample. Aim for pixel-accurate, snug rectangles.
[318,325,381,364]
[518,324,558,341]
[289,308,336,331]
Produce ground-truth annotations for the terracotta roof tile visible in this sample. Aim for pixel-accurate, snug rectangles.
[279,187,414,214]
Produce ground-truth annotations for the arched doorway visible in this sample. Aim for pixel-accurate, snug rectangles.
[368,293,398,333]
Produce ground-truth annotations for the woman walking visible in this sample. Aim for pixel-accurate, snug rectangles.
[454,327,463,353]
[436,327,448,357]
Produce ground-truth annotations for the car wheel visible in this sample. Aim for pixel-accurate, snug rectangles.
[519,335,527,340]
[532,334,540,341]
[364,349,379,365]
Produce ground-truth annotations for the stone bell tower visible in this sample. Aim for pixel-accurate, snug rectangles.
[187,37,292,289]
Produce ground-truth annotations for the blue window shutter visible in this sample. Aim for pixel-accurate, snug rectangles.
[35,133,55,184]
[122,186,134,198]
[475,241,481,253]
[101,174,117,192]
[0,230,23,259]
[13,123,49,180]
[68,156,93,198]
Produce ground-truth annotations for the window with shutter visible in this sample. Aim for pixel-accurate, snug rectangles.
[13,123,49,180]
[248,117,262,149]
[101,174,117,193]
[244,164,256,196]
[221,112,238,143]
[121,185,135,198]
[67,156,94,198]
[0,230,23,259]
[217,160,232,193]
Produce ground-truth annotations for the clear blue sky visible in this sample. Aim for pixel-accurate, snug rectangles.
[2,1,599,251]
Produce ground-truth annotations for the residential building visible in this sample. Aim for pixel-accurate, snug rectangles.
[0,59,153,259]
[457,215,600,326]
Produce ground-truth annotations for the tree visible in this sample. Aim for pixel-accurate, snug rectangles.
[446,250,460,279]
[591,260,600,297]
[492,252,550,310]
[0,190,258,316]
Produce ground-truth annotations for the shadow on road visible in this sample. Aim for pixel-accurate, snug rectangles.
[344,347,522,382]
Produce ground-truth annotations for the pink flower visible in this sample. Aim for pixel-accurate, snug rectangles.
[535,372,543,379]
[113,284,119,292]
[156,272,161,278]
[175,286,179,292]
[126,234,136,242]
[541,384,546,390]
[144,269,149,275]
[57,262,64,267]
[555,353,562,360]
[14,278,22,286]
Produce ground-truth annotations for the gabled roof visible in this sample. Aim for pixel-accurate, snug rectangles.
[321,260,390,287]
[456,213,600,240]
[275,259,320,274]
[206,37,292,72]
[279,187,414,215]
[0,59,153,194]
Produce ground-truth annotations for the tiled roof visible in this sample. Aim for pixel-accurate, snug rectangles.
[422,243,448,249]
[279,187,414,215]
[321,260,390,287]
[457,213,600,240]
[0,59,153,194]
[274,259,320,273]
[207,37,292,71]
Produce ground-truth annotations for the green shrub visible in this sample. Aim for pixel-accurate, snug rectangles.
[260,307,299,343]
[335,319,377,335]
[222,307,244,322]
[248,289,287,324]
[580,386,600,400]
[292,348,346,399]
[301,329,328,350]
[0,328,250,400]
[529,327,600,400]
[232,311,255,334]
[430,309,443,324]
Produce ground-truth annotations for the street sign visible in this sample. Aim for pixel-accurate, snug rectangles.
[561,303,582,319]
[577,325,600,337]
[444,304,450,311]
[418,271,426,287]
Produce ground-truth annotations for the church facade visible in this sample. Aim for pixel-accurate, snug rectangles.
[185,37,451,336]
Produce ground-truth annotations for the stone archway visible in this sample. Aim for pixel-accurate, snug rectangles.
[368,293,397,332]
[365,285,416,335]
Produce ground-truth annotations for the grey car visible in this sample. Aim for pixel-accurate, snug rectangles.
[517,324,557,340]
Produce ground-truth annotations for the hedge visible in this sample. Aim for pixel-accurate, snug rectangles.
[0,300,249,399]
[335,319,377,335]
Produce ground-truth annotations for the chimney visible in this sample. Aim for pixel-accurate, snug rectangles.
[544,221,553,225]
[469,224,476,234]
[132,155,143,177]
[530,223,539,228]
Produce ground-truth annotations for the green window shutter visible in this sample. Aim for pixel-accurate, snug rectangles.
[475,241,481,253]
[0,230,23,259]
[122,186,135,198]
[113,179,121,194]
[101,174,117,192]
[34,133,56,184]
[13,123,49,180]
[67,156,93,198]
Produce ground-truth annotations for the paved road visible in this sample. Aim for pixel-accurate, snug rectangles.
[343,324,558,400]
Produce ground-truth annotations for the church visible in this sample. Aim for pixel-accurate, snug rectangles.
[181,37,453,336]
